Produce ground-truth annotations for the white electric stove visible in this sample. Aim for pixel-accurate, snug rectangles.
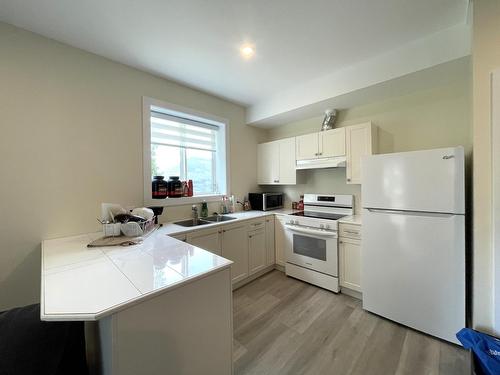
[284,194,353,292]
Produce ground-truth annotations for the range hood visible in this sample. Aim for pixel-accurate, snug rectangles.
[296,156,347,170]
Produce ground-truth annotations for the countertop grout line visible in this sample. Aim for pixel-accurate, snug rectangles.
[100,248,145,296]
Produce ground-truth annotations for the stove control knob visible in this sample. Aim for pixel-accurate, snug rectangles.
[325,225,330,230]
[319,224,325,229]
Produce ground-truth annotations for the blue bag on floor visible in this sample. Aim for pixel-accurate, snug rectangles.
[457,328,500,375]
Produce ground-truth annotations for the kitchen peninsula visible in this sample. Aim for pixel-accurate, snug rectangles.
[41,230,233,375]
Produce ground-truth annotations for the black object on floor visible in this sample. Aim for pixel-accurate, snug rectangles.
[0,304,88,375]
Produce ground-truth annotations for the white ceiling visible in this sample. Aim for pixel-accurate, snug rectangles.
[0,0,469,111]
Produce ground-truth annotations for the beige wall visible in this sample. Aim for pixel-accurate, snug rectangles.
[264,70,472,214]
[472,0,500,332]
[0,22,265,310]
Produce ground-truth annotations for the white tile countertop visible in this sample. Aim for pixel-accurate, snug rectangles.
[160,208,300,236]
[41,229,232,321]
[41,208,359,321]
[338,215,362,225]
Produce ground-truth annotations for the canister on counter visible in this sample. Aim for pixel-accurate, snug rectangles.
[152,176,168,199]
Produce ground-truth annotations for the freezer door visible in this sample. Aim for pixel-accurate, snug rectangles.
[361,147,465,214]
[361,208,465,344]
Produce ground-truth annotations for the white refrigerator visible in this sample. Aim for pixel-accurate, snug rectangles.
[361,146,465,344]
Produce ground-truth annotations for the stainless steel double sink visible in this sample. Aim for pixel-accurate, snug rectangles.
[174,215,237,227]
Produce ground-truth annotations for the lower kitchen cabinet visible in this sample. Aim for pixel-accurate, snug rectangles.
[186,227,222,256]
[221,223,249,284]
[275,216,291,267]
[339,223,362,293]
[248,227,266,275]
[265,217,275,266]
[173,216,277,287]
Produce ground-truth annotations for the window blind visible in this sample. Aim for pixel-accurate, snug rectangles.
[150,111,218,152]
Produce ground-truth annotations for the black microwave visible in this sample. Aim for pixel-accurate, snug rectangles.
[248,193,284,211]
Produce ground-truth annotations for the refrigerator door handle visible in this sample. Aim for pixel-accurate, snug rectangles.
[366,208,457,218]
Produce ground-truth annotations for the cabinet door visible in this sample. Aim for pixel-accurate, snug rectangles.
[346,123,376,184]
[186,228,222,256]
[248,229,266,275]
[274,216,291,266]
[265,217,275,266]
[222,224,249,284]
[320,128,345,158]
[339,237,361,292]
[278,137,296,184]
[257,141,280,184]
[295,133,319,160]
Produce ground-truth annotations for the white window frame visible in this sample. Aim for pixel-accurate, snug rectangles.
[142,96,230,207]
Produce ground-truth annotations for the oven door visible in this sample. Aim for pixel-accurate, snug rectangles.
[284,224,338,276]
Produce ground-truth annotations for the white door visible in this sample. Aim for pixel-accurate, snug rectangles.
[296,133,319,160]
[339,237,361,292]
[275,217,291,266]
[186,228,222,256]
[222,224,249,284]
[265,217,275,266]
[362,146,465,213]
[320,128,345,158]
[361,208,465,344]
[257,141,279,184]
[248,229,266,275]
[278,137,296,184]
[346,123,373,184]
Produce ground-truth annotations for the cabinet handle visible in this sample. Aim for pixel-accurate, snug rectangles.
[249,235,252,238]
[319,152,323,155]
[347,178,351,182]
[274,179,279,183]
[345,230,359,234]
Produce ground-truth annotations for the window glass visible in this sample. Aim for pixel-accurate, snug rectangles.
[186,148,214,195]
[147,107,225,198]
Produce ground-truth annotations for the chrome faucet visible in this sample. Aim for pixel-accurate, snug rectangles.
[192,205,199,221]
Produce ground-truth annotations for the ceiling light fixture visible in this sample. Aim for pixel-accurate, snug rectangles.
[240,44,255,59]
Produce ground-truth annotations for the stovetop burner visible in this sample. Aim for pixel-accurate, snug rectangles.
[290,211,347,220]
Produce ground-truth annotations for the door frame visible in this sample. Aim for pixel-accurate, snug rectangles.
[492,69,500,335]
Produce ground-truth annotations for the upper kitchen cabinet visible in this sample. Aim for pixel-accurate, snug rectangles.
[296,128,345,160]
[320,128,346,158]
[345,122,378,184]
[257,137,296,185]
[295,132,319,160]
[296,128,346,170]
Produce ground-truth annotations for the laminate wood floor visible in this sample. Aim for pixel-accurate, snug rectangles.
[233,270,470,375]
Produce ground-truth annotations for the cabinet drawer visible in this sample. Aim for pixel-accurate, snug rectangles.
[246,219,265,231]
[339,224,361,239]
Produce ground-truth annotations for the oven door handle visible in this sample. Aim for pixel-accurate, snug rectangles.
[285,224,338,238]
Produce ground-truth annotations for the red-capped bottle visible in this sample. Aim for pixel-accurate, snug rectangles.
[188,180,193,197]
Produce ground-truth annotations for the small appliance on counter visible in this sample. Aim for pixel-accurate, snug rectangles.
[248,192,283,211]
